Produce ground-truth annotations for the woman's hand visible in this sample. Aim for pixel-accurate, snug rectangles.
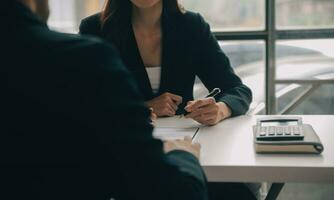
[146,93,182,117]
[149,108,157,126]
[184,97,232,125]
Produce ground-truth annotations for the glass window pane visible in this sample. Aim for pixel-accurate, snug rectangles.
[276,84,334,114]
[223,41,265,114]
[48,0,104,33]
[277,0,334,29]
[276,39,334,114]
[180,0,265,31]
[194,41,266,114]
[276,39,334,80]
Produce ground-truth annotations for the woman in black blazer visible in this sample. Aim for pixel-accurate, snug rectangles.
[80,0,252,126]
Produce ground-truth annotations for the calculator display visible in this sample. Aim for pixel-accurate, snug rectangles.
[261,121,298,127]
[256,117,304,141]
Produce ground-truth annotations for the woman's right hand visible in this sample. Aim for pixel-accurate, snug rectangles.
[146,92,182,117]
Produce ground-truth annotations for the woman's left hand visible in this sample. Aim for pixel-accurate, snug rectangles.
[184,97,232,125]
[149,108,157,126]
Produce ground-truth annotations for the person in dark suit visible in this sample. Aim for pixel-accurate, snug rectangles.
[80,0,252,126]
[1,0,207,199]
[80,0,257,199]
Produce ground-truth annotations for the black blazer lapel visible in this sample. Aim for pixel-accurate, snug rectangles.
[119,24,155,100]
[159,10,186,96]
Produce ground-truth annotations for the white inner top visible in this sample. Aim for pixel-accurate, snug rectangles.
[145,66,161,94]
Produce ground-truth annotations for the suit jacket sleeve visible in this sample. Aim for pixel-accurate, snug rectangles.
[75,40,207,200]
[192,14,253,116]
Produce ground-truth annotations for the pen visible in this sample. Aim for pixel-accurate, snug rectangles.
[182,88,222,116]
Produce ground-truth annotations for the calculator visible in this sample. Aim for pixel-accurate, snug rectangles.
[255,117,305,141]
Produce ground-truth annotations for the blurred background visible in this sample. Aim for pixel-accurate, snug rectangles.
[47,0,334,199]
[48,0,334,117]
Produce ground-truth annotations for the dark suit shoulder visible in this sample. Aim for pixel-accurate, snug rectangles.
[38,27,108,56]
[173,11,210,37]
[181,11,205,24]
[27,25,125,78]
[79,13,102,35]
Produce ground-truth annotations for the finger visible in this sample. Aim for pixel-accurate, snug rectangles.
[185,97,216,112]
[192,142,201,149]
[197,97,216,108]
[187,101,194,106]
[167,99,179,111]
[201,118,217,126]
[190,110,217,120]
[184,101,195,111]
[166,93,183,105]
[163,104,176,116]
[149,108,157,118]
[186,104,216,119]
[187,102,219,118]
[186,107,204,119]
[184,136,192,142]
[192,113,216,124]
[193,116,209,124]
[151,113,157,121]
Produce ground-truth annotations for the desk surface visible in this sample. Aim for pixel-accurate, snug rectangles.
[192,115,334,183]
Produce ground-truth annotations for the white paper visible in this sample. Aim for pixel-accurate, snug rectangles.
[153,127,199,141]
[153,116,201,140]
[155,116,201,129]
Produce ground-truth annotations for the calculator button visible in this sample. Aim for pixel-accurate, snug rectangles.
[293,132,301,136]
[260,132,266,136]
[277,127,283,134]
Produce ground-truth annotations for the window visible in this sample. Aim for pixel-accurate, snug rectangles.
[184,0,334,114]
[276,39,334,80]
[48,0,334,115]
[276,0,334,29]
[276,39,334,114]
[48,0,104,33]
[180,0,265,31]
[220,41,266,114]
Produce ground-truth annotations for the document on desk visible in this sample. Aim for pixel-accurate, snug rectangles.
[155,116,201,128]
[153,116,201,140]
[153,127,199,140]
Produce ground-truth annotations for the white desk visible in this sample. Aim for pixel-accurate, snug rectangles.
[193,115,334,183]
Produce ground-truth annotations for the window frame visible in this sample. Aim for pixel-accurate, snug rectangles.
[213,0,334,114]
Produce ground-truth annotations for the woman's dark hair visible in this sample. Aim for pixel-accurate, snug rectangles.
[101,0,182,24]
[100,0,184,49]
